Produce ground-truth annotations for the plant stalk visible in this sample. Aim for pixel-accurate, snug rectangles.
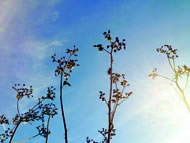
[60,73,68,143]
[108,49,113,143]
[176,77,190,113]
[45,111,53,143]
[9,119,22,143]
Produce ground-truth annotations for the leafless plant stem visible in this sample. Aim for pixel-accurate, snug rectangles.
[60,73,68,143]
[108,49,113,143]
[45,110,53,143]
[175,76,190,112]
[166,56,190,112]
[9,120,22,143]
[17,100,21,117]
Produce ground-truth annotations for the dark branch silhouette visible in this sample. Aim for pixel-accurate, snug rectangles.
[87,30,132,143]
[51,45,79,143]
[0,84,58,143]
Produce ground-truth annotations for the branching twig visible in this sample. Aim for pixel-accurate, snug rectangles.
[150,45,190,113]
[88,30,132,143]
[52,46,79,143]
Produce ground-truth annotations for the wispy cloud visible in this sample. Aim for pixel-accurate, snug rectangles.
[27,0,62,24]
[28,0,62,7]
[0,0,64,118]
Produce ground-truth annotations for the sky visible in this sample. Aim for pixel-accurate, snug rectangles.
[0,0,190,143]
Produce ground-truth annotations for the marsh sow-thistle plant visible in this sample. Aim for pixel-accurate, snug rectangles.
[51,45,79,143]
[0,84,58,143]
[149,45,190,112]
[87,30,132,143]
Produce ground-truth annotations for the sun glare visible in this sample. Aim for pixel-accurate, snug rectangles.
[147,80,190,143]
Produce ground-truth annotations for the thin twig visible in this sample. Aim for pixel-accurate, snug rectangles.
[9,120,22,143]
[175,76,190,112]
[45,110,54,143]
[111,103,118,124]
[30,98,45,112]
[13,134,39,143]
[167,56,175,72]
[183,75,189,90]
[157,74,175,83]
[170,83,183,101]
[118,98,127,106]
[172,58,176,71]
[17,100,21,117]
[103,48,111,54]
[104,99,109,108]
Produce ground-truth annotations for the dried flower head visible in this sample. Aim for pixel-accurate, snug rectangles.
[94,30,126,54]
[51,45,79,87]
[156,45,178,59]
[12,84,33,100]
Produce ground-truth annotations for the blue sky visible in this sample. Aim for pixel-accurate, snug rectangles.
[0,0,190,143]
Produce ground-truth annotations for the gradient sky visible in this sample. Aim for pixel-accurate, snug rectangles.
[0,0,190,143]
